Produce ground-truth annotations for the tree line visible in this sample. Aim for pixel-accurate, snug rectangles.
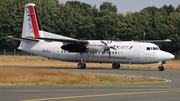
[0,0,180,55]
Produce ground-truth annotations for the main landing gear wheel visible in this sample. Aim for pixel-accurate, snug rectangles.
[112,63,120,69]
[77,63,86,69]
[158,66,164,71]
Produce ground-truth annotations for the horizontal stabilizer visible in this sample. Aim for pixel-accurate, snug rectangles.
[7,36,39,42]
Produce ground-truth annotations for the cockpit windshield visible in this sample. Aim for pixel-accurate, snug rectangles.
[146,47,160,50]
[153,47,159,50]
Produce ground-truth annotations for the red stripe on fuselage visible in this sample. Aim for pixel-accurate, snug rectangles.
[28,6,40,38]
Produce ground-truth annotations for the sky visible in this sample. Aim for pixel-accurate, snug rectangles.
[58,0,180,13]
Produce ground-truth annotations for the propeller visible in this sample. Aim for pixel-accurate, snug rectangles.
[101,31,116,58]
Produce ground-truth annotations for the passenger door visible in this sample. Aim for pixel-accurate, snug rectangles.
[53,47,59,59]
[133,50,139,61]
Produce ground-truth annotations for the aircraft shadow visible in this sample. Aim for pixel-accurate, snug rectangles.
[1,66,157,71]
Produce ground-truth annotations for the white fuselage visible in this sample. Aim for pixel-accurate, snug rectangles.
[18,40,174,64]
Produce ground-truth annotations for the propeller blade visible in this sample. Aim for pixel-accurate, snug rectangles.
[110,35,116,43]
[143,32,146,42]
[106,31,108,43]
[108,49,111,59]
[101,40,107,45]
[110,46,116,50]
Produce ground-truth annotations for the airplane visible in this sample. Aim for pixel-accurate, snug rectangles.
[8,3,174,71]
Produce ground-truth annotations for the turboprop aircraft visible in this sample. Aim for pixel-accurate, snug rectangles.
[8,3,174,71]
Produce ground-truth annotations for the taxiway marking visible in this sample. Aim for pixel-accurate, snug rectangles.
[22,89,180,101]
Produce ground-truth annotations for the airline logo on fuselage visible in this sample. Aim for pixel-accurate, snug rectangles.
[113,45,133,49]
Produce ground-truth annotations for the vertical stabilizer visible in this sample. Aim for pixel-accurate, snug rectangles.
[22,3,44,38]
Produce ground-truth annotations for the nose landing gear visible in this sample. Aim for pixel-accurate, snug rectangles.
[158,65,164,71]
[158,61,165,71]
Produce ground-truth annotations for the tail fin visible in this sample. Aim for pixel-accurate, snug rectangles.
[22,3,44,38]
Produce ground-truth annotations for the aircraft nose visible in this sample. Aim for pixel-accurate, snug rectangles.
[158,51,174,60]
[165,52,174,60]
[169,53,174,59]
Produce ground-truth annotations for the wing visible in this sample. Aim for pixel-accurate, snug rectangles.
[141,39,171,43]
[37,37,89,44]
[37,37,89,52]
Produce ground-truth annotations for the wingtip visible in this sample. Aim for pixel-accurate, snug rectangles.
[7,36,13,38]
[165,39,171,42]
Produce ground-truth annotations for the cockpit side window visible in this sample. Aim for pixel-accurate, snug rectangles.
[146,47,160,50]
[147,47,150,50]
[147,47,160,50]
[153,47,159,50]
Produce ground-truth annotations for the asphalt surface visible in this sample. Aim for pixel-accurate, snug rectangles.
[0,67,180,101]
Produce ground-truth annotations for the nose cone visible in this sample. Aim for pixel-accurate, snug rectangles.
[169,53,174,60]
[164,52,174,60]
[157,51,174,60]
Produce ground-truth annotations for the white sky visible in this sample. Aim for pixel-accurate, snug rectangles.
[58,0,180,13]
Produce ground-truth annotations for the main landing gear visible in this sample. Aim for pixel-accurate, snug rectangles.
[112,63,120,69]
[77,63,86,69]
[77,63,121,69]
[77,53,86,69]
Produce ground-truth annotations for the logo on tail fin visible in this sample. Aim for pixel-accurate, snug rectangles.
[22,3,43,38]
[28,5,40,38]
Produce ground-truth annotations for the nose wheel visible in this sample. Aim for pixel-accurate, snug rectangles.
[158,65,164,71]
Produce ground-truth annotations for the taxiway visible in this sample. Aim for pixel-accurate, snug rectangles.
[0,68,180,101]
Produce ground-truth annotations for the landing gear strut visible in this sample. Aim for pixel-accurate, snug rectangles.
[77,53,86,69]
[112,63,120,69]
[158,65,164,71]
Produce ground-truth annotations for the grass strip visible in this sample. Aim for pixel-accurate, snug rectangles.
[0,68,165,85]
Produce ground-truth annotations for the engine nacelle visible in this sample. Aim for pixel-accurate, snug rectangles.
[61,44,106,53]
[61,44,88,52]
[87,44,105,52]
